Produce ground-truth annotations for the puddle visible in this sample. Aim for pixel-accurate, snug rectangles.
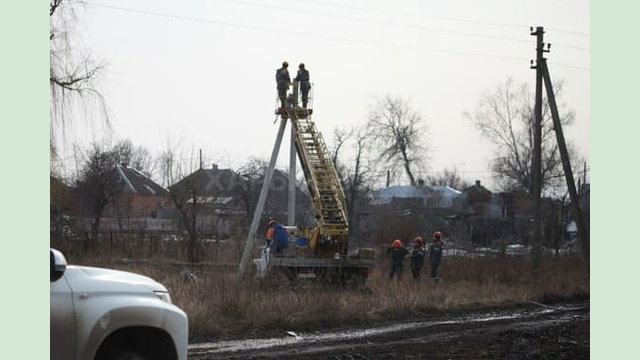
[189,304,586,356]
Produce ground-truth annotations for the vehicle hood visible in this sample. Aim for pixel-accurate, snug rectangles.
[64,265,167,294]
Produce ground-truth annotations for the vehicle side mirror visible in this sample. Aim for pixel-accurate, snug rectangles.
[50,248,67,282]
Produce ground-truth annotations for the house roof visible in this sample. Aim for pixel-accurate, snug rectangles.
[372,185,431,205]
[116,165,169,196]
[372,185,463,207]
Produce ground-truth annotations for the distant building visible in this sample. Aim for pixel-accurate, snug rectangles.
[170,164,312,237]
[75,164,175,231]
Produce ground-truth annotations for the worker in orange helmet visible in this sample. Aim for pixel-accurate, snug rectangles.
[410,236,426,281]
[264,219,289,255]
[387,238,408,281]
[428,231,444,282]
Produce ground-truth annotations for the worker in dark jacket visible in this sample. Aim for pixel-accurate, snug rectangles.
[265,219,289,255]
[428,231,444,281]
[387,239,409,281]
[275,61,291,109]
[294,63,311,108]
[409,236,426,281]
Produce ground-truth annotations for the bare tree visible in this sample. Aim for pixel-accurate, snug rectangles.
[468,78,577,194]
[76,144,119,239]
[329,127,353,187]
[157,141,204,262]
[367,95,428,186]
[426,167,472,190]
[50,0,107,157]
[112,139,156,178]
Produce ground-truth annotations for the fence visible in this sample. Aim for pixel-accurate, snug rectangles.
[50,230,244,264]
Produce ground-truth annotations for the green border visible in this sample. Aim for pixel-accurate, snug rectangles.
[592,1,636,358]
[0,1,48,359]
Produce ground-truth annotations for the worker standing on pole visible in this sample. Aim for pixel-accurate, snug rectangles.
[294,63,311,108]
[276,61,291,110]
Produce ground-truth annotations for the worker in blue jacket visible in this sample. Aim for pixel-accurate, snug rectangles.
[265,219,289,255]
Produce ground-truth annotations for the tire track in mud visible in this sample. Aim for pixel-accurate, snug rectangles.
[188,304,588,359]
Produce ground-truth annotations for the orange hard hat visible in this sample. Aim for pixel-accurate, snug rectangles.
[393,239,402,248]
[268,219,277,227]
[433,231,442,239]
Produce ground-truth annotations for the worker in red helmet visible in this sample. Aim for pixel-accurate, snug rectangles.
[387,238,408,281]
[410,236,426,281]
[428,231,444,282]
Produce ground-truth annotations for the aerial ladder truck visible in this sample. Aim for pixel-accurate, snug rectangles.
[238,79,375,287]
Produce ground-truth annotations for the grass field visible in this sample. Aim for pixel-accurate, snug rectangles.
[96,254,589,338]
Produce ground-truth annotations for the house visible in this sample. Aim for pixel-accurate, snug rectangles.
[76,164,175,231]
[50,176,78,232]
[169,164,312,237]
[368,183,464,245]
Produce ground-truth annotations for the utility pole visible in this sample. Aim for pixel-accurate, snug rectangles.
[530,26,546,276]
[288,126,297,226]
[199,149,203,169]
[540,59,590,272]
[238,118,288,279]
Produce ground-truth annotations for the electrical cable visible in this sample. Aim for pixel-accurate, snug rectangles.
[74,1,589,71]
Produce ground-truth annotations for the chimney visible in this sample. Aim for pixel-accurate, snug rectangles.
[417,179,425,186]
[475,180,481,187]
[211,163,218,170]
[121,162,128,168]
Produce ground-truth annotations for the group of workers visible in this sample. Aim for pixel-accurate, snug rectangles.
[264,218,445,282]
[276,61,311,109]
[387,231,444,282]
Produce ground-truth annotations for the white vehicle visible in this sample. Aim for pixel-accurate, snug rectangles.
[50,249,188,360]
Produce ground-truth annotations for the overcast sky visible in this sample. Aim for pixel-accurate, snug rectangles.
[62,0,589,188]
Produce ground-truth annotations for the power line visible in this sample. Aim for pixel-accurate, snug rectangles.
[294,0,590,38]
[220,0,588,51]
[75,1,588,71]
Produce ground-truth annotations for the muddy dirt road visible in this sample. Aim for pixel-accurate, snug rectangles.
[189,303,589,359]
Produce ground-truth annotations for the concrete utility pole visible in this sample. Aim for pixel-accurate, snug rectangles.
[541,59,590,272]
[288,126,297,226]
[530,26,546,275]
[238,118,288,279]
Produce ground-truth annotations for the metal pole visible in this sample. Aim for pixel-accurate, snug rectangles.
[288,124,297,226]
[238,118,288,279]
[541,60,590,272]
[531,26,544,275]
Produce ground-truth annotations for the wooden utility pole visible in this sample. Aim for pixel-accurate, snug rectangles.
[541,59,590,271]
[530,26,546,275]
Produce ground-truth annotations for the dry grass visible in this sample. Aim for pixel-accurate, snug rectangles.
[103,255,589,338]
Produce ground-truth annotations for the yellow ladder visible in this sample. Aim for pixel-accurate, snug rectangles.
[290,115,349,237]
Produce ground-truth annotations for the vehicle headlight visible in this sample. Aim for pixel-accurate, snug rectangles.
[154,291,172,304]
